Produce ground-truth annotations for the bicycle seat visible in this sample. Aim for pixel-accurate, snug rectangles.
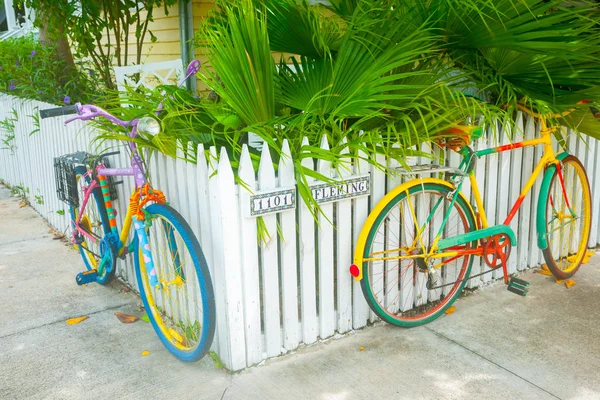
[435,124,484,150]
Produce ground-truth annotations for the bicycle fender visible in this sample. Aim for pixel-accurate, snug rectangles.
[352,178,474,281]
[536,152,569,250]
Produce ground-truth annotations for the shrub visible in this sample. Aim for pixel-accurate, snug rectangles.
[0,35,94,105]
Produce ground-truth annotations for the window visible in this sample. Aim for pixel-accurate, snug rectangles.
[0,0,15,33]
[0,0,30,40]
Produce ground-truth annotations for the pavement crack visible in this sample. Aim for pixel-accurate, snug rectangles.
[425,326,562,400]
[220,386,229,400]
[0,302,136,340]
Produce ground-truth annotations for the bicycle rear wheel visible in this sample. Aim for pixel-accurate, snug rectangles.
[69,166,115,284]
[134,203,215,362]
[357,181,477,327]
[540,155,592,279]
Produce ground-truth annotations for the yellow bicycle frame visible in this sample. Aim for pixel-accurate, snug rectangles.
[352,104,563,281]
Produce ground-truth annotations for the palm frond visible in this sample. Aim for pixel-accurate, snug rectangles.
[261,0,344,58]
[197,0,275,126]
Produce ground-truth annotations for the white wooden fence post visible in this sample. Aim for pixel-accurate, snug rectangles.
[335,138,353,333]
[215,147,247,371]
[237,144,262,365]
[352,144,371,329]
[258,144,283,357]
[278,139,299,350]
[588,136,600,247]
[528,117,544,267]
[207,146,229,365]
[317,135,335,339]
[298,137,318,344]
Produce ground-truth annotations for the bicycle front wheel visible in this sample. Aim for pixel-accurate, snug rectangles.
[540,155,592,279]
[357,180,477,327]
[134,203,215,362]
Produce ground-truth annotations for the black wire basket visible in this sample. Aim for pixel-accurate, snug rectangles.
[53,152,119,208]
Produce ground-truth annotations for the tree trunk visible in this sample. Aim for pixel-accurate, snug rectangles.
[37,8,76,72]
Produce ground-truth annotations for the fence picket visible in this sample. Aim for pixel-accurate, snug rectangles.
[352,145,370,329]
[195,145,218,353]
[278,140,299,350]
[528,118,544,268]
[237,145,262,365]
[316,136,335,339]
[207,146,229,365]
[298,137,318,344]
[368,152,386,322]
[216,148,247,371]
[507,117,523,274]
[517,112,533,272]
[588,137,600,247]
[469,134,487,288]
[335,139,353,333]
[258,144,283,357]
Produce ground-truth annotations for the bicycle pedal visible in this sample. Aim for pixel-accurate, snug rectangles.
[76,269,98,285]
[72,234,84,245]
[507,277,529,296]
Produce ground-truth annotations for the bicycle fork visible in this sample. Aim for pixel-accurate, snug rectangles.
[133,217,160,288]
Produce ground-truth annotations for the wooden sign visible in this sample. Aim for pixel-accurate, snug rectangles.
[310,174,370,204]
[247,187,296,217]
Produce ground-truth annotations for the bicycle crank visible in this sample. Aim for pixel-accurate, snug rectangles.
[482,233,512,269]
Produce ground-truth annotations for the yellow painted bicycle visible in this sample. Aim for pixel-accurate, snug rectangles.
[350,103,594,327]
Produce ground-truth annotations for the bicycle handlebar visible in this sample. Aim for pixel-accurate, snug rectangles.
[39,105,79,119]
[39,103,133,129]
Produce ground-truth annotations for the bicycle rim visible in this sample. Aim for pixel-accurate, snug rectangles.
[361,182,476,327]
[543,156,592,278]
[135,204,214,361]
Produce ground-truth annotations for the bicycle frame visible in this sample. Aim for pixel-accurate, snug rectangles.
[72,123,162,288]
[421,112,575,284]
[73,122,145,241]
[468,122,558,231]
[356,109,573,282]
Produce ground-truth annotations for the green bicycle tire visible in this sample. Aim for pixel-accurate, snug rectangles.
[360,182,477,327]
[538,155,592,279]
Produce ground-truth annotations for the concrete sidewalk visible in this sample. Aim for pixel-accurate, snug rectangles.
[1,184,600,400]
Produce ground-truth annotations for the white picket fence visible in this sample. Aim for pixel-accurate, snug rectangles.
[1,93,600,371]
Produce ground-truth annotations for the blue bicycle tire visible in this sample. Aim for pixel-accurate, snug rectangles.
[134,203,215,362]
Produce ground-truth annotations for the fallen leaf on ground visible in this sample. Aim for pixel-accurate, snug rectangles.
[114,312,139,324]
[19,202,28,208]
[140,313,150,323]
[565,280,576,289]
[66,316,88,325]
[535,264,553,276]
[141,350,150,356]
[52,233,66,240]
[445,306,456,315]
[583,250,595,264]
[359,346,365,351]
[555,279,565,284]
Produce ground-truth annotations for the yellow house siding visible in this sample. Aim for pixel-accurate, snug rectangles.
[99,4,182,66]
[90,1,298,89]
[192,0,215,33]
